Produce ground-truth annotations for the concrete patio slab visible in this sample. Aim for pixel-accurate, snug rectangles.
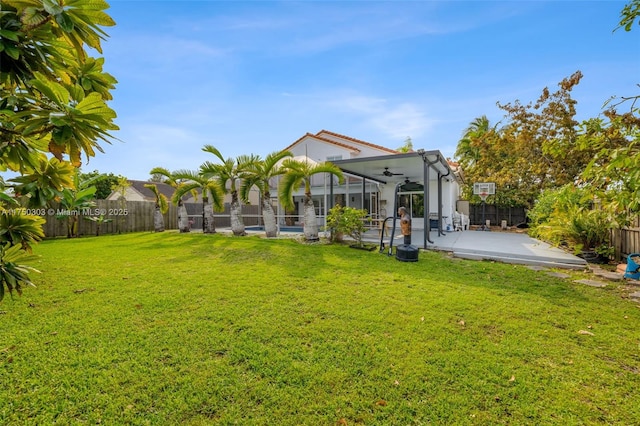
[366,229,588,270]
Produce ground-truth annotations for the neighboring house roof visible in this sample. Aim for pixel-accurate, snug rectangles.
[109,180,175,202]
[282,130,399,156]
[131,180,175,200]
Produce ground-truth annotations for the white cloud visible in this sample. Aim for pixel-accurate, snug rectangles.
[328,94,435,141]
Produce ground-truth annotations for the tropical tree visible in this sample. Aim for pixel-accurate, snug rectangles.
[578,109,640,222]
[241,150,293,237]
[144,184,168,232]
[171,170,224,234]
[56,169,101,237]
[455,72,588,207]
[110,176,130,233]
[278,158,344,241]
[455,115,493,171]
[84,214,112,236]
[149,167,191,232]
[8,157,75,208]
[79,169,121,199]
[397,137,413,153]
[0,0,117,300]
[200,145,256,236]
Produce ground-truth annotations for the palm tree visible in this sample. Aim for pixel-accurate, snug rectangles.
[455,115,493,170]
[143,184,168,232]
[200,145,256,236]
[149,167,191,233]
[241,150,293,238]
[278,158,344,241]
[171,170,224,234]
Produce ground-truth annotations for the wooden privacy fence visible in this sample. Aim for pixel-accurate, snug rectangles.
[43,200,178,237]
[42,201,263,238]
[469,204,527,227]
[611,216,640,260]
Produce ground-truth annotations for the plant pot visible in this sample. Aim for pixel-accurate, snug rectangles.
[577,250,608,264]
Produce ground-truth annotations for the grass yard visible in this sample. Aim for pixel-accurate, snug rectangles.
[1,232,639,425]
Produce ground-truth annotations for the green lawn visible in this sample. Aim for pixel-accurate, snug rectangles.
[1,232,639,425]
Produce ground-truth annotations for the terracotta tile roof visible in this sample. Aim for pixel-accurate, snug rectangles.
[282,132,362,154]
[316,130,399,155]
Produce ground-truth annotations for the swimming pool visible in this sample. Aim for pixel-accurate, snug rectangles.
[245,226,304,233]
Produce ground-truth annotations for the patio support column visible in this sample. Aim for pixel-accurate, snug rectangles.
[423,158,434,246]
[438,166,451,236]
[362,177,366,212]
[437,172,444,237]
[346,179,349,207]
[329,174,334,210]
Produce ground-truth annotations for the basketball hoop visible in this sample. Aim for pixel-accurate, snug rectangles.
[473,182,495,232]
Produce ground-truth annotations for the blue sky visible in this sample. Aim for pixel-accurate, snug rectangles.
[84,0,639,180]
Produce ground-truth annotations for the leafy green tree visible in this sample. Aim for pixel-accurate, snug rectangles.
[0,0,118,169]
[241,150,293,238]
[578,110,640,223]
[0,0,117,300]
[455,72,588,207]
[79,170,121,199]
[278,159,344,241]
[8,157,75,207]
[617,0,640,31]
[200,146,256,236]
[171,170,224,234]
[56,170,100,237]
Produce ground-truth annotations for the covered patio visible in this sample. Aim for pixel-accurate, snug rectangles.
[331,150,460,250]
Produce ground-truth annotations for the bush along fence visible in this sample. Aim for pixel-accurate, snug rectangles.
[41,201,261,237]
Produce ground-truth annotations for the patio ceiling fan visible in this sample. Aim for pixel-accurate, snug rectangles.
[380,167,403,177]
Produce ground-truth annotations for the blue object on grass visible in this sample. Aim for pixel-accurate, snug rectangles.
[624,253,640,280]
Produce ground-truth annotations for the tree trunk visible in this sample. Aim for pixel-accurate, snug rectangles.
[67,215,78,238]
[262,197,278,238]
[153,205,165,232]
[203,198,216,234]
[303,195,318,241]
[178,201,190,233]
[230,192,245,236]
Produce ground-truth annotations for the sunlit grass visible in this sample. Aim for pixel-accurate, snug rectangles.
[1,232,639,425]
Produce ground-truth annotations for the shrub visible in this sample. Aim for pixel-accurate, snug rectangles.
[326,205,368,246]
[528,185,613,257]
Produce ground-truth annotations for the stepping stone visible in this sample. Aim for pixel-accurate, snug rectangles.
[592,270,624,281]
[574,279,607,288]
[630,291,640,299]
[527,266,549,271]
[547,272,570,279]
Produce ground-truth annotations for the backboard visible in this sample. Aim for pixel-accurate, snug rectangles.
[473,182,496,195]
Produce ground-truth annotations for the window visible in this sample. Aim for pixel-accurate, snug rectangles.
[326,155,342,162]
